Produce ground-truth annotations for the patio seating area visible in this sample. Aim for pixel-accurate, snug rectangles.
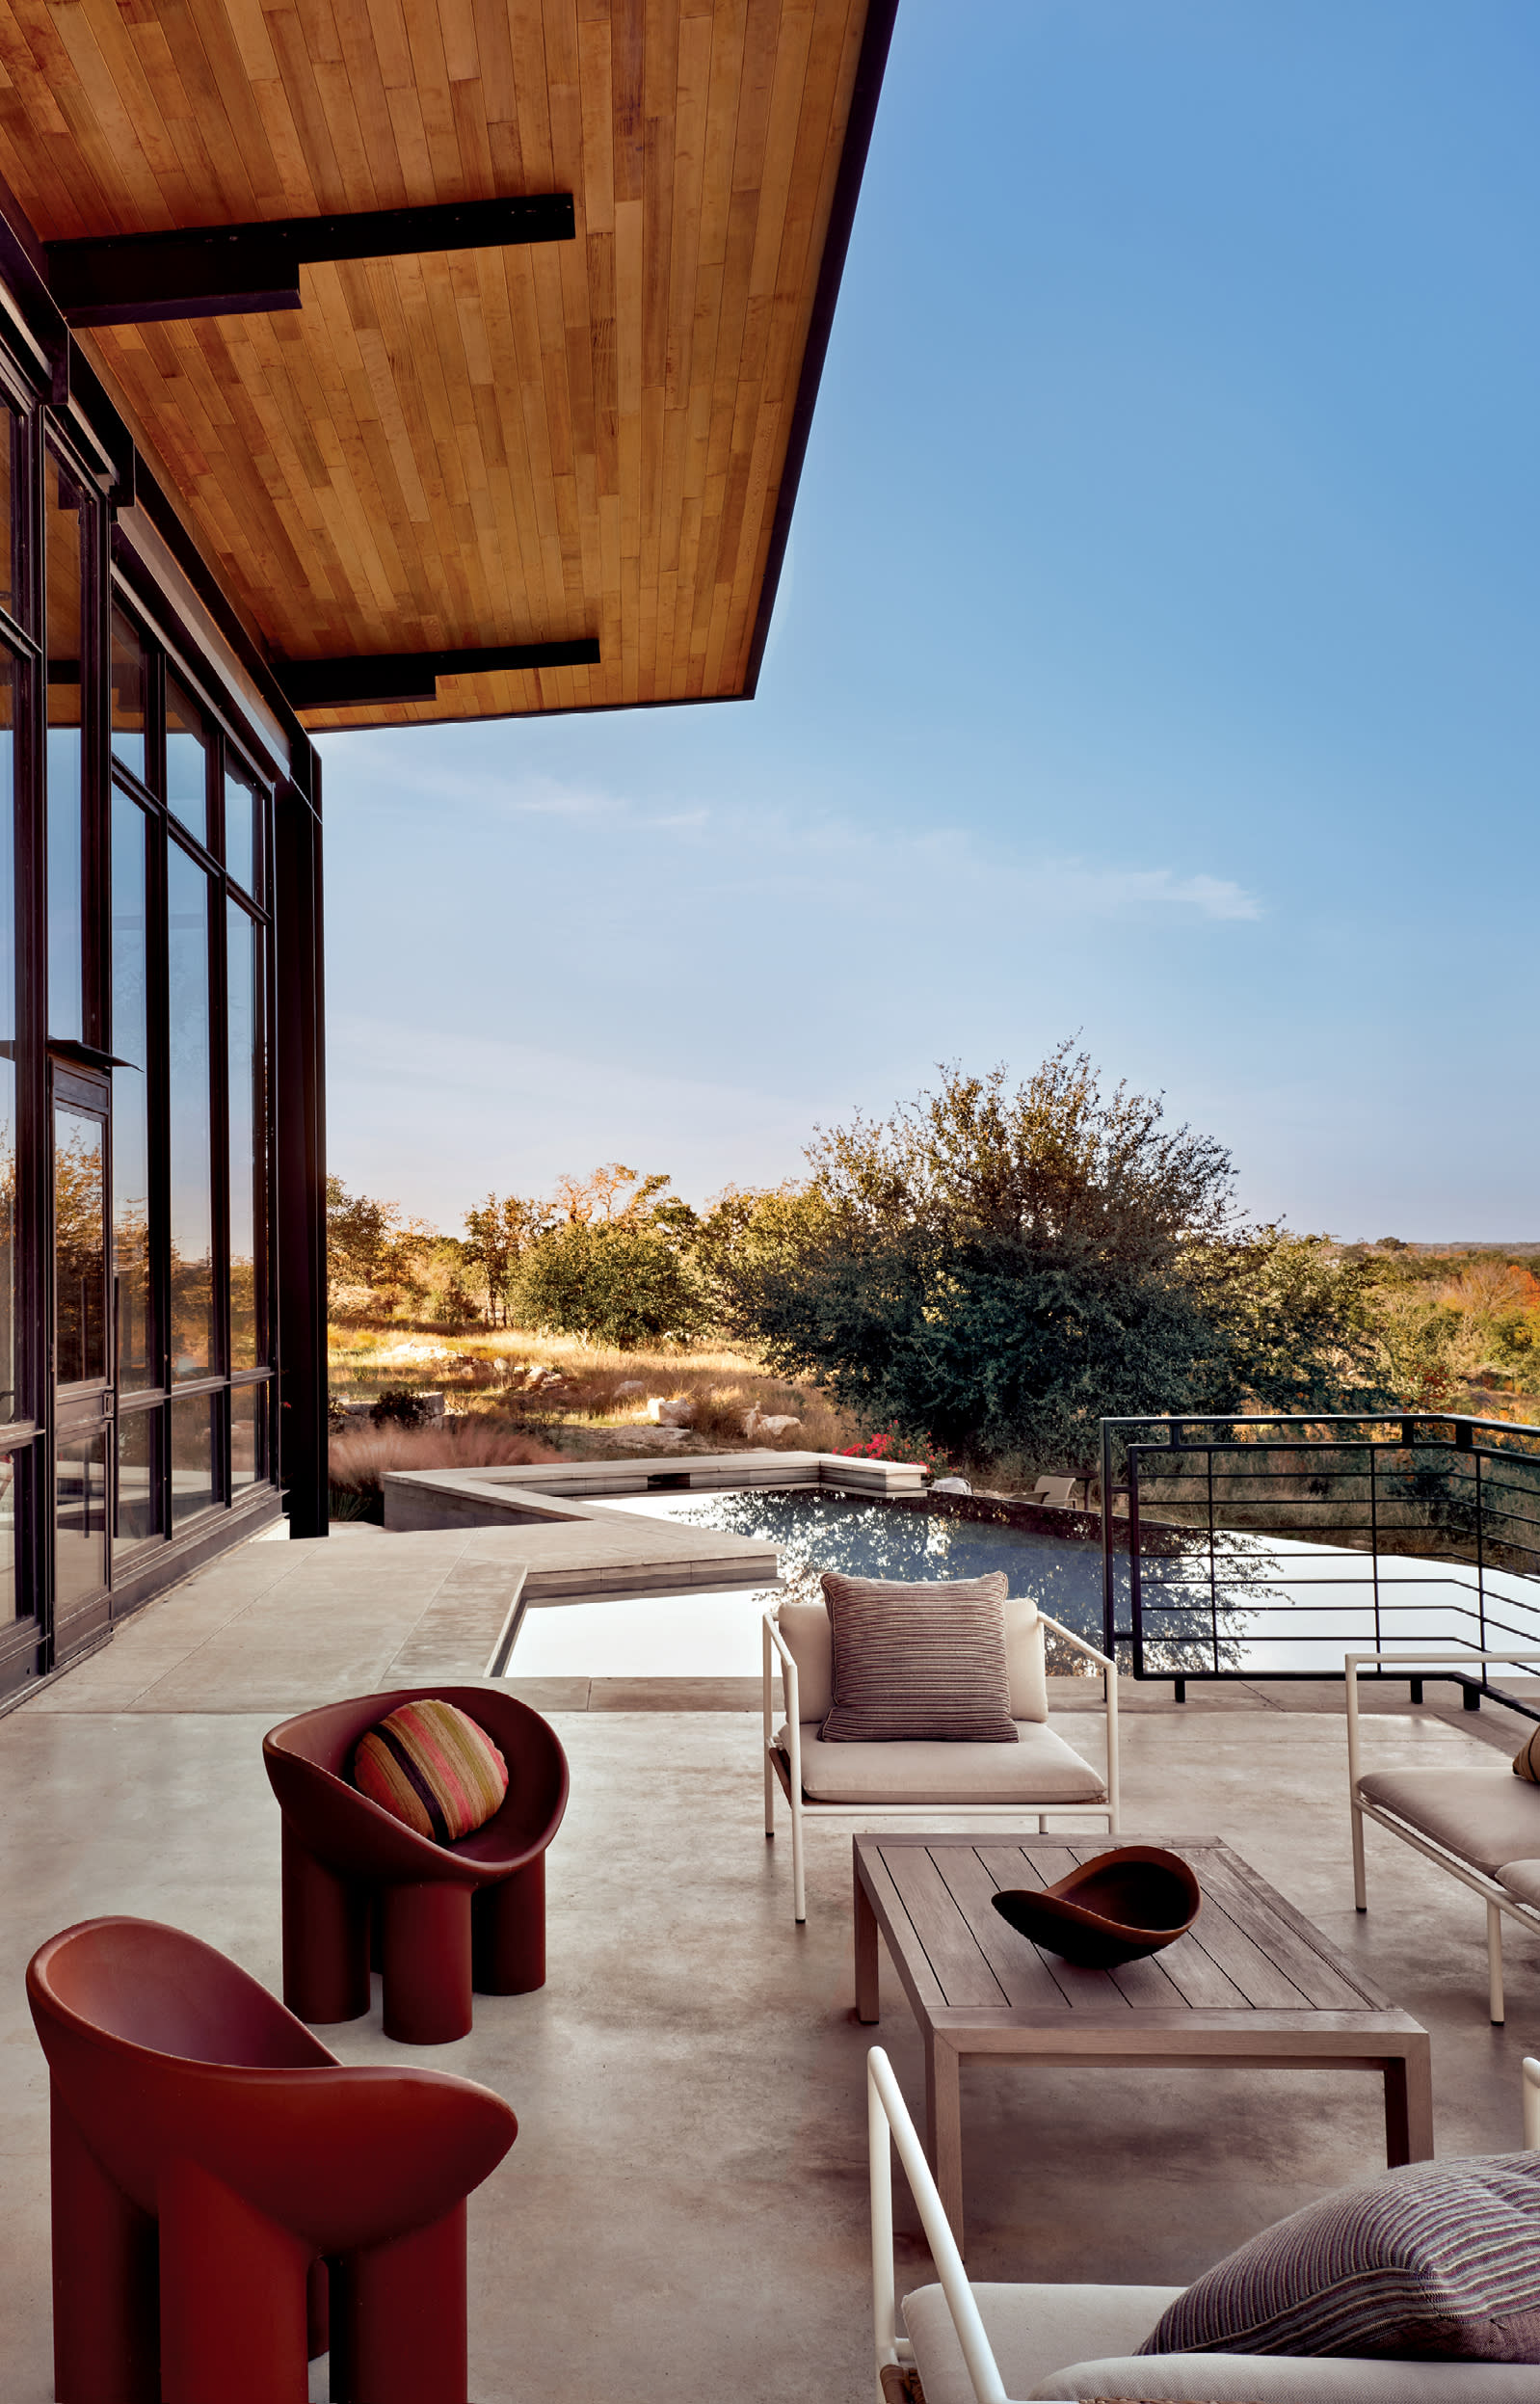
[6,1525,1540,2404]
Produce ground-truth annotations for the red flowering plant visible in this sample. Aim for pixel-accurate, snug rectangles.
[837,1426,952,1478]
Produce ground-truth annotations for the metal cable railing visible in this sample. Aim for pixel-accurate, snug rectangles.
[1099,1413,1540,1711]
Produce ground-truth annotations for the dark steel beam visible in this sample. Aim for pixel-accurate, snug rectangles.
[275,636,600,713]
[46,193,575,328]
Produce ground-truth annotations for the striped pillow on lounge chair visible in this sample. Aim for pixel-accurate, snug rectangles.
[818,1570,1019,1745]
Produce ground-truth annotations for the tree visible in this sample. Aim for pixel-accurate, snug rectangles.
[462,1191,551,1325]
[718,1049,1391,1467]
[512,1220,707,1349]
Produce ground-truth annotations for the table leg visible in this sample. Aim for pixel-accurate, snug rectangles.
[855,1863,881,2025]
[925,2032,966,2255]
[1384,2036,1435,2165]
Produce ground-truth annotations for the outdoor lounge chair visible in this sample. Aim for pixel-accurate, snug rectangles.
[762,1598,1118,1922]
[1346,1648,1540,2023]
[27,1915,515,2404]
[264,1685,570,2044]
[868,2043,1540,2404]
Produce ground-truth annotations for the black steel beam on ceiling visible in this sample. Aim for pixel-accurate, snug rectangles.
[274,638,601,712]
[45,193,575,327]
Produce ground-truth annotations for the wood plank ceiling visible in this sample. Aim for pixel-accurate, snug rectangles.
[0,0,879,728]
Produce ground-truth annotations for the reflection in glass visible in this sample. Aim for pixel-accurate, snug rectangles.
[115,1407,159,1546]
[225,762,257,894]
[168,845,213,1380]
[55,1429,107,1610]
[228,903,259,1367]
[0,1449,15,1620]
[170,1393,216,1521]
[111,607,146,784]
[47,454,84,1039]
[231,1384,261,1493]
[55,1102,105,1385]
[0,410,13,621]
[113,789,151,1389]
[165,677,207,841]
[0,656,14,1422]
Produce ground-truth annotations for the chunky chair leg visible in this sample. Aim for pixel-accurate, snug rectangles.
[50,2093,160,2404]
[345,2204,468,2404]
[157,2159,310,2404]
[472,1856,546,1994]
[283,1825,370,2023]
[382,1883,473,2043]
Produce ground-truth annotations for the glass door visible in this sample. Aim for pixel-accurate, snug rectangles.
[52,1062,110,1635]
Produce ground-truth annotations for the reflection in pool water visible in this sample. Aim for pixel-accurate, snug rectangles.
[609,1487,1110,1654]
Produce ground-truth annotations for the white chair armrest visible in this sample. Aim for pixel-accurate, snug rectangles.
[762,1607,802,1792]
[869,2046,1013,2404]
[1039,1615,1120,1831]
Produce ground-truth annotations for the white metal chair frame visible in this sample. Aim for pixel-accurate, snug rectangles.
[1346,1647,1540,2025]
[764,1608,1120,1923]
[869,2041,1540,2404]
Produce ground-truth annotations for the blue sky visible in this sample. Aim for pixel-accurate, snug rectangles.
[321,0,1539,1243]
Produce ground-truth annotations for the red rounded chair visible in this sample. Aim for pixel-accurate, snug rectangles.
[264,1684,570,2044]
[28,1916,517,2404]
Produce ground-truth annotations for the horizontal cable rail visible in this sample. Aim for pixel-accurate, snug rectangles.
[1099,1413,1540,1709]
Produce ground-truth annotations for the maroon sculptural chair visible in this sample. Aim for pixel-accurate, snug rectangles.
[264,1684,570,2044]
[28,1915,516,2404]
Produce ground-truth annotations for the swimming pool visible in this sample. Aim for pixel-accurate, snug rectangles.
[606,1486,1108,1651]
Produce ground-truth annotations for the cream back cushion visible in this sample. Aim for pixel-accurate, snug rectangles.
[1005,1594,1049,1723]
[776,1591,1046,1724]
[778,1600,835,1722]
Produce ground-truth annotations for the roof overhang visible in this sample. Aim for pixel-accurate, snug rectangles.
[0,0,898,735]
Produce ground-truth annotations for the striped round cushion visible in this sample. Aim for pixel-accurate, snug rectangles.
[353,1698,509,1843]
[1141,2152,1540,2362]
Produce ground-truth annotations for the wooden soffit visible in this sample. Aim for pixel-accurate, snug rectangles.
[0,0,894,731]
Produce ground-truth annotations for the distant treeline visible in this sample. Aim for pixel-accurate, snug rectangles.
[328,1048,1540,1475]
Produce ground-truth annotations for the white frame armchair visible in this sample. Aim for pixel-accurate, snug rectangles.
[763,1605,1119,1923]
[870,2044,1540,2404]
[1346,1647,1540,2024]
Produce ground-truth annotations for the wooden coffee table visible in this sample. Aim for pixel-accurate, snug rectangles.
[854,1832,1433,2251]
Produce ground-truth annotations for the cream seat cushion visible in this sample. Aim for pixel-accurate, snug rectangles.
[1496,1859,1540,1908]
[902,2283,1178,2404]
[778,1719,1104,1805]
[775,1592,1049,1725]
[1358,1767,1540,1874]
[902,2284,1540,2404]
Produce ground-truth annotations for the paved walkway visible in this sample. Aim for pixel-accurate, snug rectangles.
[3,1524,1538,2404]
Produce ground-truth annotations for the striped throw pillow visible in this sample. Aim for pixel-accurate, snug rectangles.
[1141,2153,1540,2362]
[353,1698,509,1843]
[819,1571,1019,1744]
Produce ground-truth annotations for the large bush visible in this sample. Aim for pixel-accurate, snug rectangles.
[512,1219,707,1349]
[711,1048,1391,1468]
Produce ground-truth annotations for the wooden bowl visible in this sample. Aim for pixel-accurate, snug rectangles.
[991,1845,1201,1968]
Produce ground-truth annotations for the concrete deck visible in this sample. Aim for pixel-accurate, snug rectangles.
[5,1526,1540,2404]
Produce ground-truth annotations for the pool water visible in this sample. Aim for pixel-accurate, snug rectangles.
[609,1486,1107,1649]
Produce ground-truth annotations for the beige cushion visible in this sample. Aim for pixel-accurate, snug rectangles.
[777,1601,834,1721]
[904,2283,1540,2404]
[1359,1767,1540,1874]
[1496,1860,1540,1908]
[1036,2354,1540,2400]
[821,1570,1017,1743]
[774,1593,1047,1725]
[780,1718,1105,1804]
[902,2283,1178,2404]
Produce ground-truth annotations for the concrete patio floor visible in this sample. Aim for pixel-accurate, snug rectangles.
[4,1527,1540,2403]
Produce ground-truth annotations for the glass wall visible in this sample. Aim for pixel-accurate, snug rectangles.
[46,451,84,1043]
[0,382,285,1698]
[167,842,213,1383]
[111,790,151,1390]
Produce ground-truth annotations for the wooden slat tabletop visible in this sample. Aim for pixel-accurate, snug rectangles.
[855,1834,1394,2023]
